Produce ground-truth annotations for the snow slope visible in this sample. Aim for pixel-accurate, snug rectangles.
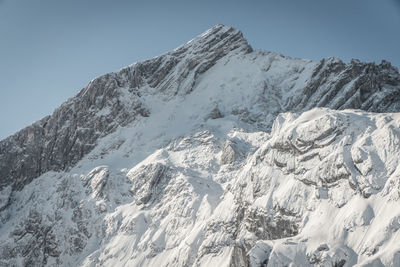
[1,25,400,266]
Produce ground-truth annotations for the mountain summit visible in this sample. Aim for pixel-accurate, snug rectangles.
[1,25,400,266]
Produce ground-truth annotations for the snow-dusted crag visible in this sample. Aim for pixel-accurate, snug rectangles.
[1,25,400,266]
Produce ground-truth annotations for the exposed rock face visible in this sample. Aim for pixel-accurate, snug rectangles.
[0,80,148,191]
[1,25,400,266]
[130,163,170,205]
[290,58,400,112]
[0,25,252,191]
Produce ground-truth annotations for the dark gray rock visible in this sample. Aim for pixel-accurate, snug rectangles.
[8,210,61,266]
[221,141,238,165]
[244,207,299,240]
[229,244,250,267]
[290,58,400,113]
[129,163,171,205]
[207,107,224,120]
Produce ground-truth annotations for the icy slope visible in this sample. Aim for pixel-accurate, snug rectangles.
[2,108,400,266]
[241,109,400,266]
[1,24,400,266]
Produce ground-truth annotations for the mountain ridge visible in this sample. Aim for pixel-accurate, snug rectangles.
[1,24,400,266]
[1,25,399,192]
[0,24,251,191]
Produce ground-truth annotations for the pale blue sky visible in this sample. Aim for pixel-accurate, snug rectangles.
[1,0,400,139]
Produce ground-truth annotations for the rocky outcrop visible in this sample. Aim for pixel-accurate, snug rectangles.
[290,58,400,112]
[0,79,148,191]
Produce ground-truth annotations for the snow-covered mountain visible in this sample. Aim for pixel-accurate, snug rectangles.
[1,24,400,266]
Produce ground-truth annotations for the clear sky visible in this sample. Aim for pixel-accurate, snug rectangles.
[1,0,400,140]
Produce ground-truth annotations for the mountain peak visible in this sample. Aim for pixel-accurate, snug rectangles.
[2,26,400,266]
[198,24,243,41]
[1,25,399,192]
[0,24,253,191]
[179,24,252,54]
